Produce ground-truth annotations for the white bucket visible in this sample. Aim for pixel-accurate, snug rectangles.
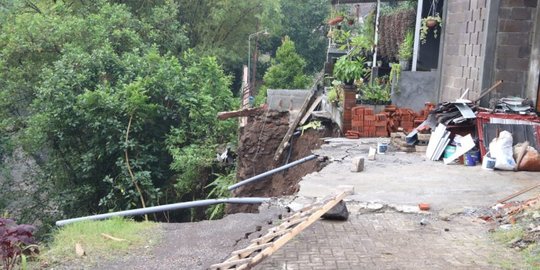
[377,143,388,154]
[482,155,496,170]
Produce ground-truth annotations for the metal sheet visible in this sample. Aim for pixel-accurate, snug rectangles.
[454,103,476,119]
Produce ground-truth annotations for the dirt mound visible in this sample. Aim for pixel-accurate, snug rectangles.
[229,109,338,213]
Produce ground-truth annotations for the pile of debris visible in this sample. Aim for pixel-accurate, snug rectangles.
[487,194,540,251]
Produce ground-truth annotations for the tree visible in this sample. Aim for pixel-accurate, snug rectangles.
[280,0,330,72]
[262,36,310,90]
[175,0,283,92]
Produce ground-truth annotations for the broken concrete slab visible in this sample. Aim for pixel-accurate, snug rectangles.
[322,200,349,221]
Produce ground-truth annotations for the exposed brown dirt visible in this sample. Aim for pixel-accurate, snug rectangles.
[229,109,339,213]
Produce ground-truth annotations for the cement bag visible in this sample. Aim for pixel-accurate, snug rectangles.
[489,130,516,170]
[520,147,540,171]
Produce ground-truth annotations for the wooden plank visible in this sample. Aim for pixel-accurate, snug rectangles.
[231,243,273,257]
[498,183,540,204]
[236,190,353,270]
[473,80,503,103]
[209,258,252,270]
[250,229,292,244]
[217,107,263,120]
[214,187,354,270]
[273,71,324,161]
[299,95,323,126]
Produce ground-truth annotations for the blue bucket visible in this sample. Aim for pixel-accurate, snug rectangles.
[464,150,479,166]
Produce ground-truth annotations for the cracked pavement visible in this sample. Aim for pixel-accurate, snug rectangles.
[255,138,538,269]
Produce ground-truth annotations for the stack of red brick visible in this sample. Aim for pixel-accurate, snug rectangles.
[345,103,435,138]
[347,106,389,138]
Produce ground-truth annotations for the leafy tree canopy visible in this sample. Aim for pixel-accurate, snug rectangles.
[279,0,329,72]
[263,36,311,90]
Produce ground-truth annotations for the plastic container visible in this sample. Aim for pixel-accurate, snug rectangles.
[464,149,480,166]
[443,145,456,159]
[482,155,496,170]
[377,142,388,154]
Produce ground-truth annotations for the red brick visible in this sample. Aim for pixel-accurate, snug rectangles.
[364,108,374,115]
[375,121,387,127]
[364,115,376,121]
[351,120,363,127]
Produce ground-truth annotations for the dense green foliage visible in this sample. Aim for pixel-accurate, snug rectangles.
[0,1,236,226]
[263,37,310,90]
[280,0,329,72]
[0,0,329,232]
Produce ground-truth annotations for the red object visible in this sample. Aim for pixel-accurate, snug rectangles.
[476,112,540,157]
[328,16,344,25]
[418,203,430,211]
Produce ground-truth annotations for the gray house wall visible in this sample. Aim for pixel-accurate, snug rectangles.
[439,0,539,104]
[439,0,490,101]
[492,0,538,99]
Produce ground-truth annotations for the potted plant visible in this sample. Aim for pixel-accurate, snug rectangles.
[398,31,414,70]
[330,29,351,47]
[333,55,366,86]
[360,76,391,106]
[420,13,442,44]
[327,80,344,105]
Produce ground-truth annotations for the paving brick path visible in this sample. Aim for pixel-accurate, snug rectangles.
[256,211,523,270]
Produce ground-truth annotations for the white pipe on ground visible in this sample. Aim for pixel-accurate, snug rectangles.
[56,197,270,226]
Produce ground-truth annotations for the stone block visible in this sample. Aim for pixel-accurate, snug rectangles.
[351,157,364,172]
[500,19,532,32]
[512,7,534,19]
[498,32,530,46]
[505,57,530,70]
[496,45,520,58]
[518,46,531,58]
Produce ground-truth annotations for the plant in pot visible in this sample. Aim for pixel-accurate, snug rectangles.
[398,31,413,70]
[360,76,391,105]
[331,29,351,47]
[420,13,442,44]
[327,80,344,106]
[333,55,366,88]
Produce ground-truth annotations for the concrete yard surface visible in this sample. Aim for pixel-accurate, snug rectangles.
[299,138,539,211]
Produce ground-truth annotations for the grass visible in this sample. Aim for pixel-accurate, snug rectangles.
[492,226,525,244]
[492,226,540,269]
[41,217,157,265]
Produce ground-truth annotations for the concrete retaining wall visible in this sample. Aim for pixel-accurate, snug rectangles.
[392,71,438,111]
[267,89,310,112]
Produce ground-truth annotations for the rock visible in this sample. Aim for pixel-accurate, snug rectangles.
[439,214,451,221]
[366,203,384,211]
[368,147,376,160]
[351,157,365,172]
[322,200,349,221]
